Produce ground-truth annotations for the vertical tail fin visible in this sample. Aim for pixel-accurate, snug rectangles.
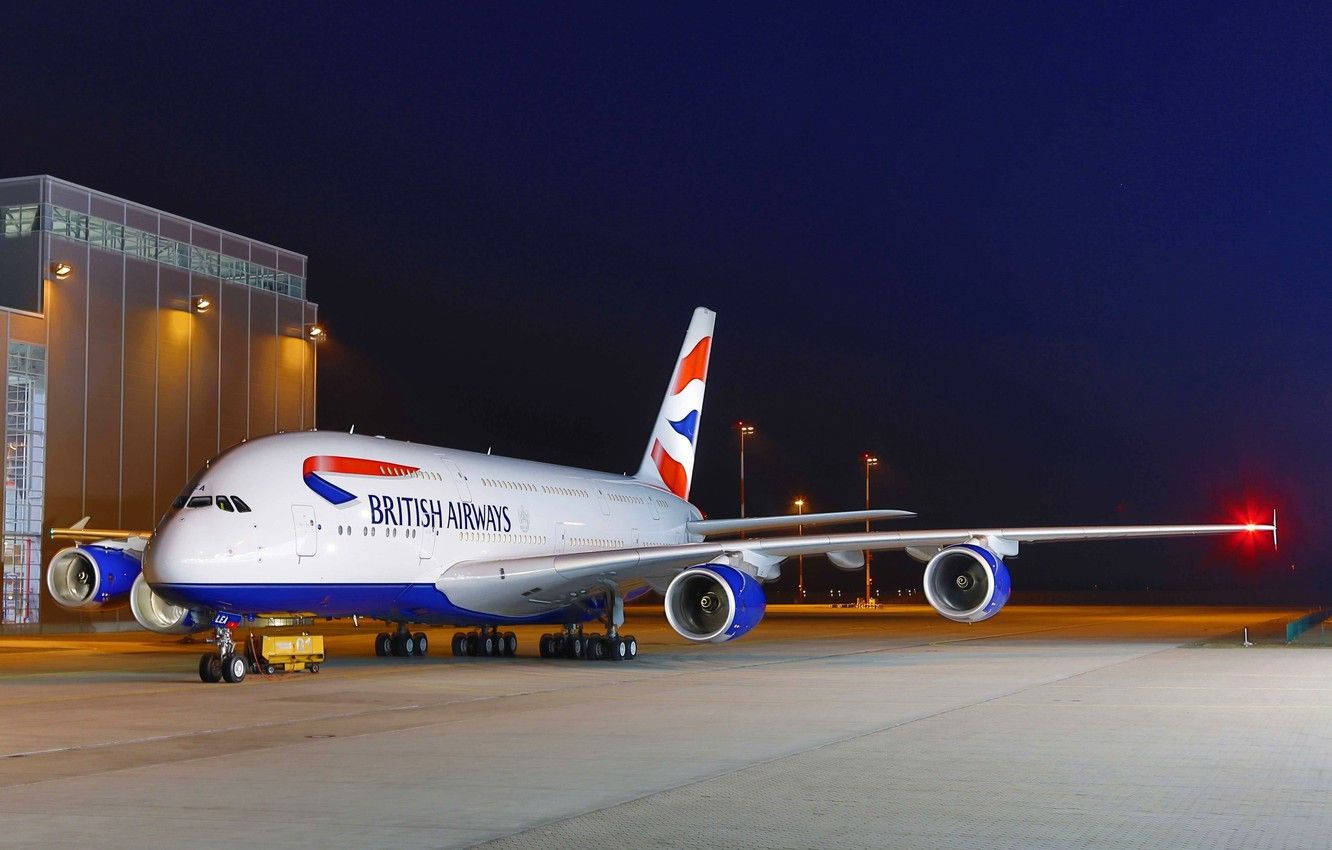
[634,307,715,500]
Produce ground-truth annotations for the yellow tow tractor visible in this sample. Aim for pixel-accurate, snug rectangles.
[244,633,325,675]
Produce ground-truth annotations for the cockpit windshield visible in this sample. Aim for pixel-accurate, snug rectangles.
[231,496,252,513]
[171,467,210,510]
[216,496,234,512]
[186,496,212,508]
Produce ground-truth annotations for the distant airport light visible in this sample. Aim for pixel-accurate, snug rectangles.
[192,296,212,314]
[50,261,73,280]
[736,422,756,519]
[305,324,325,341]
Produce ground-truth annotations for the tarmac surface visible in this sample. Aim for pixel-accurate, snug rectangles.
[2,604,1330,848]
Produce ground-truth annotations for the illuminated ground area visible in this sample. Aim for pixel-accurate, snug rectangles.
[2,605,1329,848]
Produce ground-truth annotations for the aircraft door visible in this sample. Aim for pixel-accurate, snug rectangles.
[292,504,317,557]
[440,459,471,501]
[419,519,437,559]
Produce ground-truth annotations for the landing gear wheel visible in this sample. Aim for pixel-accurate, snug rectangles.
[221,653,248,683]
[480,632,495,656]
[625,635,638,660]
[610,637,628,661]
[566,635,585,660]
[539,634,553,658]
[451,633,467,656]
[414,632,429,656]
[199,652,222,683]
[465,633,480,656]
[375,633,393,657]
[588,637,607,661]
[503,632,517,656]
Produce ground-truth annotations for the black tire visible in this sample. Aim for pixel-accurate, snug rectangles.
[264,663,277,675]
[568,635,585,660]
[588,637,606,661]
[610,637,628,661]
[222,653,247,683]
[481,633,495,656]
[199,653,222,683]
[503,632,517,656]
[625,635,638,660]
[451,633,467,656]
[308,663,320,673]
[414,632,429,656]
[376,633,394,657]
[465,633,479,656]
[539,635,552,658]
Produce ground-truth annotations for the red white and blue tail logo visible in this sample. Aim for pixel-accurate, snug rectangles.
[635,307,715,500]
[303,455,419,505]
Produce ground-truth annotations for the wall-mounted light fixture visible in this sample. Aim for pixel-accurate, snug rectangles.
[50,261,73,280]
[192,296,212,314]
[305,324,325,341]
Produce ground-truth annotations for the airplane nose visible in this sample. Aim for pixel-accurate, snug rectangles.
[143,522,192,585]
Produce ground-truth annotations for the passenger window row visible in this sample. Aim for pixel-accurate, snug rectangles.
[608,493,646,505]
[571,537,624,549]
[461,531,547,545]
[335,525,436,539]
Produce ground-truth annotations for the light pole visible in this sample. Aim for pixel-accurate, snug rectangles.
[862,453,879,605]
[736,422,755,518]
[793,497,806,602]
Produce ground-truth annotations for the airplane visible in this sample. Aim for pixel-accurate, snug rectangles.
[44,306,1276,683]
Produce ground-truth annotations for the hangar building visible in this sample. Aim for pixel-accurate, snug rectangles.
[0,176,318,627]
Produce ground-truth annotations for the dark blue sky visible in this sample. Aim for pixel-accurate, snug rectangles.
[4,3,1327,598]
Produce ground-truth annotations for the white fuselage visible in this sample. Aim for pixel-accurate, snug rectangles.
[144,431,702,625]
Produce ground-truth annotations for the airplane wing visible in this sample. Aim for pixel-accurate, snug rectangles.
[438,517,1277,605]
[685,509,915,537]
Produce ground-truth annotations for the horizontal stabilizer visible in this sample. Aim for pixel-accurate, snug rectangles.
[686,509,915,537]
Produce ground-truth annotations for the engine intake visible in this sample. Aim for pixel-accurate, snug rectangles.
[46,545,142,610]
[664,564,765,642]
[922,544,1011,623]
[129,574,210,634]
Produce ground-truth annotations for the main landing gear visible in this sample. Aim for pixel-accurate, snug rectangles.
[450,624,517,657]
[538,584,639,661]
[539,624,639,661]
[198,624,249,684]
[374,624,429,658]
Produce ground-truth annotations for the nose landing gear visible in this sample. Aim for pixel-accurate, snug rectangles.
[198,623,247,684]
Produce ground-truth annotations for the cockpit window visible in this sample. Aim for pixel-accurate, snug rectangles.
[216,496,234,512]
[172,467,210,509]
[186,496,212,508]
[231,496,251,513]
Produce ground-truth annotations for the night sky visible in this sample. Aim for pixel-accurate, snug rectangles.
[4,4,1326,600]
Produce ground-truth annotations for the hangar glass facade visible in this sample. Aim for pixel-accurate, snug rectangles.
[2,342,46,624]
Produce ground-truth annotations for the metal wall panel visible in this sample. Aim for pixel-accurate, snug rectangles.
[217,282,250,451]
[84,247,124,526]
[187,276,221,472]
[120,259,158,530]
[43,244,88,528]
[303,302,318,429]
[154,267,190,522]
[248,290,278,436]
[276,298,304,432]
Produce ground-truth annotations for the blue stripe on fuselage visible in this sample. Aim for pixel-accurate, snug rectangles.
[154,582,599,626]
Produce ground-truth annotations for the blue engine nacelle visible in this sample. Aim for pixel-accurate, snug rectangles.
[46,545,142,610]
[664,564,766,642]
[922,544,1012,623]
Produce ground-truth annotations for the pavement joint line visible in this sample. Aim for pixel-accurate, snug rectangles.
[474,641,1183,847]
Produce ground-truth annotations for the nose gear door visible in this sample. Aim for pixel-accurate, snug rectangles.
[292,504,317,557]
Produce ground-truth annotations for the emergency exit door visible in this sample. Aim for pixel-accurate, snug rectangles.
[292,505,317,557]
